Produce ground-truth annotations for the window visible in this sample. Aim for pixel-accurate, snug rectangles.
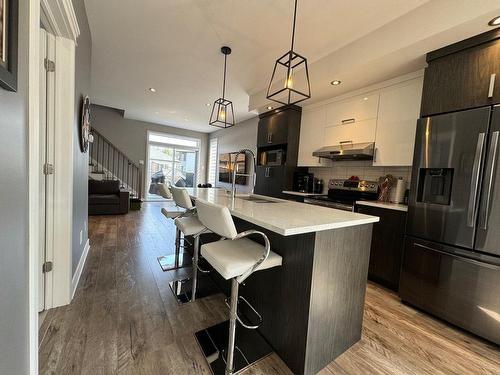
[208,137,218,185]
[146,132,200,200]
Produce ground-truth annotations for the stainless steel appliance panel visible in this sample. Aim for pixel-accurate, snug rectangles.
[476,105,500,256]
[400,237,500,344]
[406,107,491,249]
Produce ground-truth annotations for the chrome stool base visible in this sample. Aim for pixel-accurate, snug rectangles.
[195,320,272,375]
[168,274,219,305]
[157,251,192,271]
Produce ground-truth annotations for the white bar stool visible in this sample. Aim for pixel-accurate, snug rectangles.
[167,186,217,304]
[195,199,282,375]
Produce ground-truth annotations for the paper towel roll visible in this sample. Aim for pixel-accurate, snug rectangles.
[390,178,406,203]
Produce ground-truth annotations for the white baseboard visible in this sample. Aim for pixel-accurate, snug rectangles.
[71,239,90,300]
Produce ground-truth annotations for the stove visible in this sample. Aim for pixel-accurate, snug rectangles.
[303,179,379,211]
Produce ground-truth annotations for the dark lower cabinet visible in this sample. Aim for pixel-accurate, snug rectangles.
[355,204,406,291]
[254,166,287,198]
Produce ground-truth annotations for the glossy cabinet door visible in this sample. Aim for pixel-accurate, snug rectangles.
[324,118,377,146]
[421,39,500,116]
[257,110,289,147]
[373,77,423,166]
[254,166,286,198]
[325,92,379,126]
[356,205,406,291]
[400,237,500,345]
[297,107,331,167]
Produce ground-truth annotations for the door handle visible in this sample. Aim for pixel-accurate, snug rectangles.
[488,74,496,99]
[265,167,270,177]
[467,133,485,227]
[479,131,499,230]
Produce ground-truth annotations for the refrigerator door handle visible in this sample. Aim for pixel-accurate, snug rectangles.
[467,133,485,227]
[414,243,500,270]
[479,131,499,230]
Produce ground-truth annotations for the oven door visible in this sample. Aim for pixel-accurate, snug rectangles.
[303,198,354,211]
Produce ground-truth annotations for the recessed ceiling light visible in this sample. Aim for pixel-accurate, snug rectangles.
[206,103,211,107]
[148,87,157,93]
[363,97,368,101]
[267,106,274,110]
[154,111,159,114]
[488,16,500,26]
[330,80,341,86]
[168,110,177,114]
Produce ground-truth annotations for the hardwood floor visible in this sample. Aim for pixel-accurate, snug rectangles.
[39,202,500,375]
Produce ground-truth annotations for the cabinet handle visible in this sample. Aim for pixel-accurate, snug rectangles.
[265,167,270,177]
[488,73,496,99]
[267,133,273,143]
[341,118,355,124]
[373,147,377,163]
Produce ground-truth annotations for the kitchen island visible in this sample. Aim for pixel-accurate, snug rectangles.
[187,188,379,375]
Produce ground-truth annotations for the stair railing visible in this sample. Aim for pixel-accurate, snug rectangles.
[89,129,143,199]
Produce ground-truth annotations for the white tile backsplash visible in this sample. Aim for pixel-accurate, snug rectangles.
[309,164,412,193]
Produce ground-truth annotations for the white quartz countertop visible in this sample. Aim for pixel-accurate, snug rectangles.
[356,200,408,212]
[186,188,379,236]
[282,190,326,197]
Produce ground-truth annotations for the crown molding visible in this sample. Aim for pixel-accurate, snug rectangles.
[41,0,80,42]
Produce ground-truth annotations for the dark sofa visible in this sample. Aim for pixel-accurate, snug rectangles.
[88,180,130,215]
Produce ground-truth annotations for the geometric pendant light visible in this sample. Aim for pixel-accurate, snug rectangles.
[266,0,311,106]
[209,46,235,128]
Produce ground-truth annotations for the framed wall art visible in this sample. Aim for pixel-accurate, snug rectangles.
[0,0,18,92]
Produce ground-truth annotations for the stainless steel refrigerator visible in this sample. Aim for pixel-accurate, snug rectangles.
[401,105,500,344]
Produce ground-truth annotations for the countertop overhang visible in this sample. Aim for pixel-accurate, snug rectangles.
[186,188,379,236]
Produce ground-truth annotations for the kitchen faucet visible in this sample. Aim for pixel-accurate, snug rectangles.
[231,149,256,200]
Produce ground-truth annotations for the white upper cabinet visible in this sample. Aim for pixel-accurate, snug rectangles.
[298,107,332,167]
[297,72,423,167]
[373,77,423,166]
[325,92,380,126]
[324,118,377,146]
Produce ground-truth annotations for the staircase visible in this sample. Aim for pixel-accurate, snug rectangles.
[89,129,143,199]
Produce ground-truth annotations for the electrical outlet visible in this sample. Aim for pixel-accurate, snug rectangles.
[80,230,83,245]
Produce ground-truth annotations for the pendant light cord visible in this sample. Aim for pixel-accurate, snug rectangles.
[290,0,298,53]
[222,53,227,99]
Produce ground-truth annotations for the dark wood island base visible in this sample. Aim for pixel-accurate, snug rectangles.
[207,217,374,375]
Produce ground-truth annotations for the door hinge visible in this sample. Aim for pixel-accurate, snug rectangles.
[43,163,55,175]
[42,261,53,273]
[44,58,55,72]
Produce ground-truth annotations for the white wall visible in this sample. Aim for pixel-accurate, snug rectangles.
[209,116,258,193]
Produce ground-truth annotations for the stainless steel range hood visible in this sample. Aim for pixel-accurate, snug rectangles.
[312,142,375,161]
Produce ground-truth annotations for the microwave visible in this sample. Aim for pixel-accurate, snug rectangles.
[260,149,284,166]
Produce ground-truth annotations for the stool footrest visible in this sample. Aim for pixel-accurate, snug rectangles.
[224,296,263,330]
[196,257,213,274]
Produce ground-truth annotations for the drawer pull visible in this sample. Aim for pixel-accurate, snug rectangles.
[341,118,355,124]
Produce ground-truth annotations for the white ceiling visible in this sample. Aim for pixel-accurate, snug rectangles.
[84,0,500,133]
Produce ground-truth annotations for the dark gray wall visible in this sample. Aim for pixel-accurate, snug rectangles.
[209,116,258,193]
[72,0,92,274]
[91,104,209,187]
[0,1,30,373]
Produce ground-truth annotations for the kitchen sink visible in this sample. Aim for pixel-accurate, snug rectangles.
[238,196,278,203]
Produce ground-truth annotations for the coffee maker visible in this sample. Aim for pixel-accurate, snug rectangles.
[293,171,314,193]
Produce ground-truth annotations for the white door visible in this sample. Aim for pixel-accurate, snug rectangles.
[39,29,56,312]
